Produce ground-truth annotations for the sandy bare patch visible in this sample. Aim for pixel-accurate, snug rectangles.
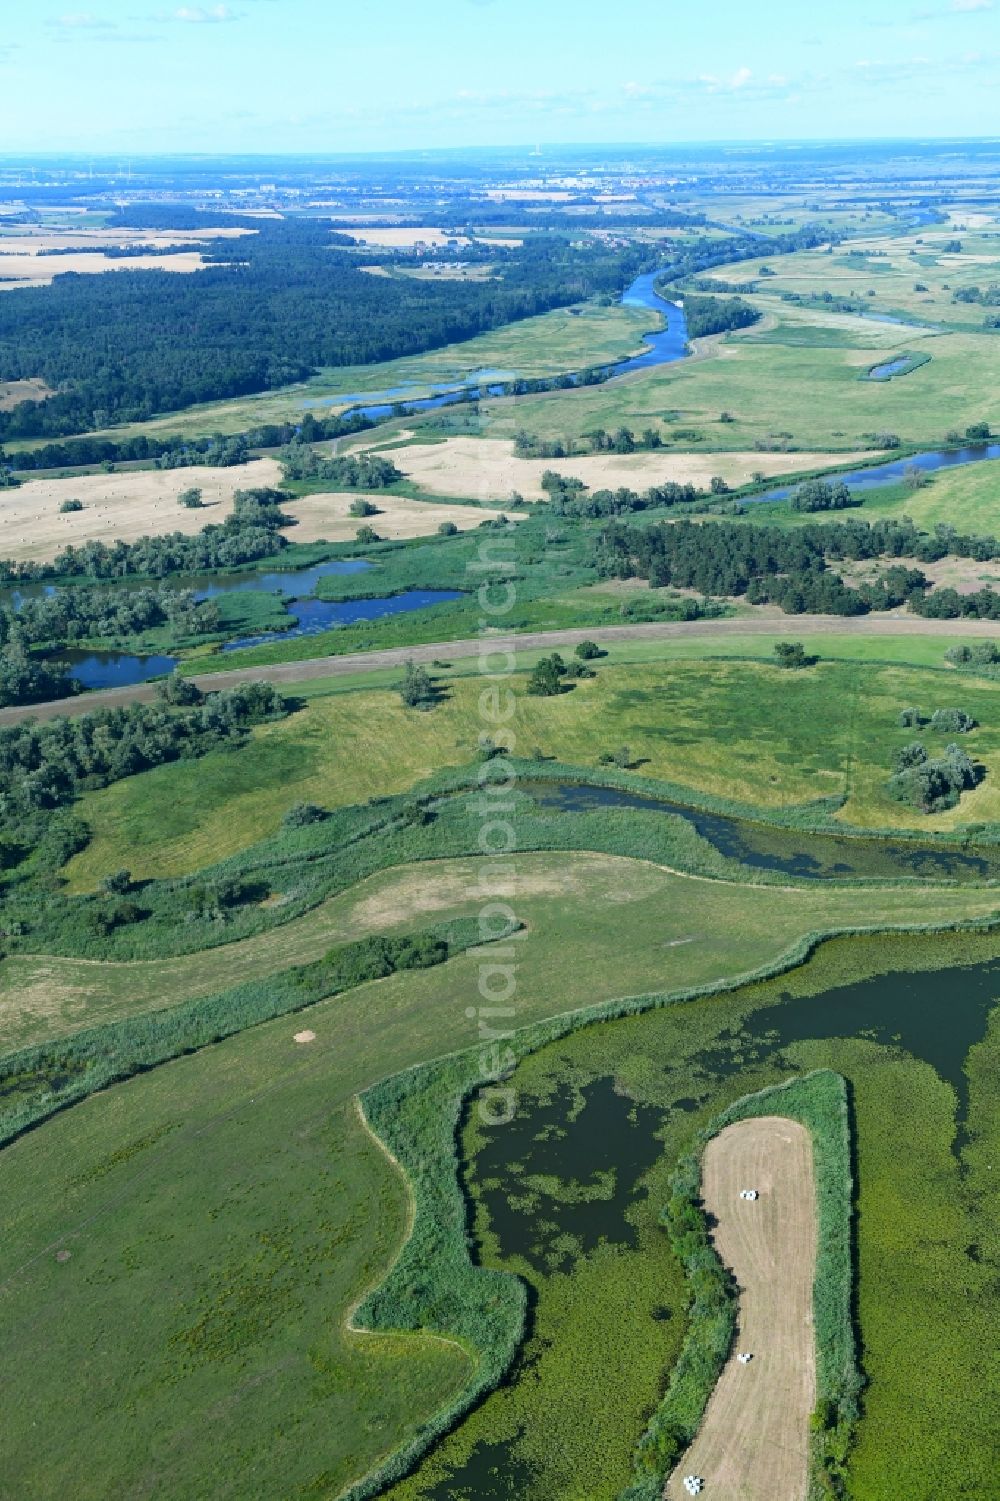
[283,490,524,544]
[346,853,664,931]
[667,1117,817,1501]
[945,211,996,229]
[383,436,882,503]
[294,1029,317,1044]
[0,457,282,562]
[841,555,1000,595]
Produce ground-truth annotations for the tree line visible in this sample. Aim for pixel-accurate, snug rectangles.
[0,409,377,479]
[0,679,287,866]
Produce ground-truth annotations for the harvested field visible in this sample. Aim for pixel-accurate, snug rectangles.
[0,378,53,411]
[285,490,524,543]
[381,436,883,502]
[341,228,473,248]
[0,228,251,250]
[0,457,282,561]
[0,248,209,289]
[667,1117,817,1501]
[340,227,520,248]
[0,225,252,289]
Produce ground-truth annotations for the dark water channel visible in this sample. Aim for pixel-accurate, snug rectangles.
[749,440,1000,504]
[522,780,1000,884]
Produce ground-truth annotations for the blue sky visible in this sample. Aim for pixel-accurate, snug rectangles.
[1,0,999,155]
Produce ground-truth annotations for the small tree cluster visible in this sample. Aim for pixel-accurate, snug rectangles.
[774,641,817,669]
[945,641,1000,674]
[526,653,569,696]
[397,660,439,710]
[790,480,858,513]
[282,801,327,829]
[887,741,978,812]
[348,497,380,518]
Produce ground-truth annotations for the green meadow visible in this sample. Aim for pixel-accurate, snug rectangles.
[468,323,999,451]
[2,842,999,1500]
[65,652,1000,889]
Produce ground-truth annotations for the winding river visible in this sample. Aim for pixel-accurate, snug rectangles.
[302,267,691,421]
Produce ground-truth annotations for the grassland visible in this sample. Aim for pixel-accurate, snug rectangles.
[63,653,1000,889]
[2,853,998,1501]
[464,323,999,452]
[704,224,1000,331]
[448,224,1000,454]
[13,850,1000,1053]
[835,464,1000,537]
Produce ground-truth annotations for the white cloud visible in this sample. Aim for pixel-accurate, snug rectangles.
[730,65,752,89]
[953,0,993,10]
[168,4,238,21]
[51,11,115,26]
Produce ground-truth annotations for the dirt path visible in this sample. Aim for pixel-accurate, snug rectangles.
[4,610,1000,725]
[666,1116,817,1501]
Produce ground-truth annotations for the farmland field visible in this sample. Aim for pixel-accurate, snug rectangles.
[376,433,880,501]
[2,858,999,1500]
[665,1118,817,1501]
[0,457,284,560]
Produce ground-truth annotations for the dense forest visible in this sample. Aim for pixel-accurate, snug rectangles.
[0,217,653,439]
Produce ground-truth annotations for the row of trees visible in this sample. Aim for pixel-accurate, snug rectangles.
[514,425,668,460]
[541,471,699,518]
[1,409,377,477]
